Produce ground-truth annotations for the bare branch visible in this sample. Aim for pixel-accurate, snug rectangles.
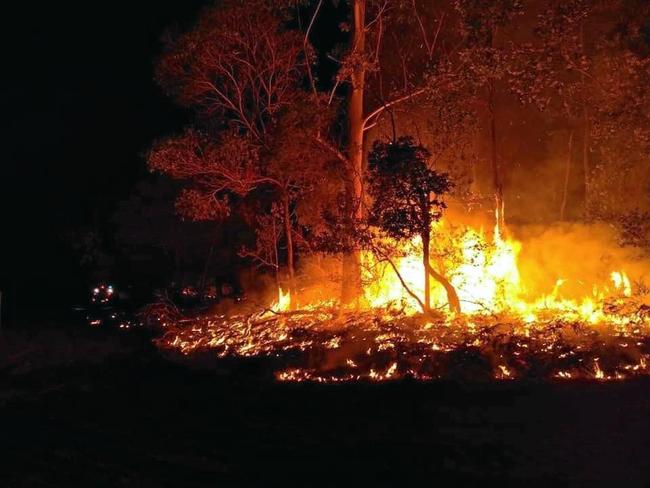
[363,87,427,131]
[315,132,349,164]
[304,0,324,97]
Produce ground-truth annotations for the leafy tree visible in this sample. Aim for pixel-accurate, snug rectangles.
[302,0,469,303]
[149,1,332,302]
[453,0,524,228]
[151,0,468,305]
[155,0,308,143]
[367,136,460,313]
[510,0,650,219]
[589,5,650,218]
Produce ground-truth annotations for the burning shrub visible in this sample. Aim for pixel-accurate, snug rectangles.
[367,137,459,314]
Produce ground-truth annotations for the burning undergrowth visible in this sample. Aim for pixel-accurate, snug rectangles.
[156,219,650,383]
[156,299,650,382]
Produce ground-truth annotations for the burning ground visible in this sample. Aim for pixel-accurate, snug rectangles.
[157,221,650,382]
[157,303,650,382]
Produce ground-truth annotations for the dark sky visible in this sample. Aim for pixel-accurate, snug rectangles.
[1,1,210,310]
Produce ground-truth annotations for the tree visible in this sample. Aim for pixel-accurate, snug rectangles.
[453,0,524,228]
[150,0,331,303]
[509,0,650,220]
[155,0,308,143]
[304,0,464,304]
[588,4,650,218]
[367,136,460,313]
[114,177,203,280]
[509,0,598,220]
[152,0,467,305]
[148,109,330,302]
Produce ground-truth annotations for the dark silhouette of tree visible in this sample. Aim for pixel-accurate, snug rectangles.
[367,136,460,313]
[113,177,218,284]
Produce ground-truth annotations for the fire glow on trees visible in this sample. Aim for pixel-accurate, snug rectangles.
[150,0,650,382]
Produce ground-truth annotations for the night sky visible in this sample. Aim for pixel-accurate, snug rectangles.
[1,1,210,313]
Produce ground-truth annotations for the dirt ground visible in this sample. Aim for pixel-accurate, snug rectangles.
[2,325,650,487]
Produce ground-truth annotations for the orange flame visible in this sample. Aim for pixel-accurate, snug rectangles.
[360,209,633,324]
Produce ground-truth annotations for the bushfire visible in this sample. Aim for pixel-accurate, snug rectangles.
[158,214,650,382]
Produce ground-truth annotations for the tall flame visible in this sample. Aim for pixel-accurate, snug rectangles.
[263,287,291,316]
[360,208,632,323]
[161,206,647,383]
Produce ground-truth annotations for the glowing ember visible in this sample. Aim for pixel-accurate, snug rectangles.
[157,307,650,382]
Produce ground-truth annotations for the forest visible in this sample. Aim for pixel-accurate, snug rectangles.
[110,0,650,382]
[133,0,647,306]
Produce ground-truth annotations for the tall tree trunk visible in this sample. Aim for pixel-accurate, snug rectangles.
[422,228,431,313]
[582,104,590,219]
[487,25,504,230]
[560,130,574,221]
[282,192,295,307]
[341,0,366,306]
[272,214,280,290]
[580,22,591,220]
[488,81,504,230]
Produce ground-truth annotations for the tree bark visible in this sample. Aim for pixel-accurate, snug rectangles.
[488,81,504,230]
[423,224,461,314]
[580,22,591,220]
[487,23,505,230]
[282,192,295,306]
[341,0,366,306]
[582,104,590,219]
[426,261,461,314]
[272,215,280,290]
[422,227,432,313]
[560,130,574,221]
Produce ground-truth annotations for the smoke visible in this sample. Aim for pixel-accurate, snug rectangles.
[512,222,650,301]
